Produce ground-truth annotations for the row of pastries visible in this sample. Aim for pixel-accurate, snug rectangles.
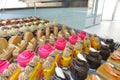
[0,17,119,80]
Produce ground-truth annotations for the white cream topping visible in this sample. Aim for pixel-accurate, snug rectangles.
[77,53,87,62]
[89,47,100,52]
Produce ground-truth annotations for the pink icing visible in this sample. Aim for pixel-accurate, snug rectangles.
[78,31,87,40]
[17,50,35,67]
[69,35,78,45]
[38,44,55,59]
[0,60,9,74]
[55,38,67,50]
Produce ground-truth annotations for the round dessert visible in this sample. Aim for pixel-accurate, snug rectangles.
[55,38,66,50]
[78,31,87,40]
[70,54,89,80]
[17,50,35,67]
[68,34,78,45]
[105,39,115,52]
[86,52,101,69]
[0,60,9,74]
[99,45,111,60]
[38,44,55,59]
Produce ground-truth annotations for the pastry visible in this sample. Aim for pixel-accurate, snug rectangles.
[49,34,55,46]
[17,50,35,67]
[8,35,22,45]
[85,51,101,69]
[38,36,46,48]
[61,48,71,67]
[0,44,16,60]
[107,49,120,70]
[46,27,50,37]
[43,57,55,80]
[62,24,67,34]
[54,25,58,36]
[38,44,55,59]
[90,34,101,50]
[13,40,28,58]
[0,59,9,74]
[36,30,43,40]
[78,31,88,40]
[68,34,78,45]
[0,63,21,80]
[64,30,70,40]
[105,39,115,52]
[0,38,8,52]
[70,54,89,80]
[85,74,101,80]
[26,38,37,51]
[83,36,91,53]
[69,28,76,35]
[73,39,83,58]
[96,62,120,80]
[23,32,34,42]
[99,45,111,60]
[55,38,66,50]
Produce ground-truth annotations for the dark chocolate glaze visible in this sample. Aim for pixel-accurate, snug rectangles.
[105,39,115,52]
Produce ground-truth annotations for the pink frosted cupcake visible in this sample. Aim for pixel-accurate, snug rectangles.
[55,38,67,50]
[38,44,55,59]
[69,35,78,45]
[0,60,9,74]
[17,50,35,67]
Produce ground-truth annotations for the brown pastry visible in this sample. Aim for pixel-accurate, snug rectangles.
[54,26,58,36]
[23,32,34,42]
[8,35,22,46]
[36,30,43,41]
[62,24,67,34]
[27,38,37,51]
[13,40,28,58]
[46,27,50,37]
[0,38,8,52]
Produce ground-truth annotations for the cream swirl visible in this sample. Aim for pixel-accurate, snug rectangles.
[43,60,52,69]
[19,72,29,80]
[28,61,37,67]
[0,76,7,80]
[24,66,33,74]
[8,63,17,71]
[2,69,13,77]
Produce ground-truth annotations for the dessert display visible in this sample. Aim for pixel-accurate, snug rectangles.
[68,34,78,45]
[55,38,67,50]
[0,63,21,80]
[0,60,9,74]
[70,54,89,80]
[107,48,120,70]
[38,44,55,59]
[0,17,118,80]
[85,74,101,80]
[13,40,28,58]
[73,39,84,58]
[17,50,35,67]
[96,62,120,80]
[105,39,115,52]
[90,34,101,50]
[83,36,91,53]
[85,51,101,69]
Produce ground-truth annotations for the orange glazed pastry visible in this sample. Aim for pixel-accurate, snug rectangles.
[8,35,22,45]
[96,62,120,80]
[23,32,34,42]
[90,34,101,50]
[84,36,91,53]
[107,49,120,70]
[0,38,8,52]
[85,74,101,80]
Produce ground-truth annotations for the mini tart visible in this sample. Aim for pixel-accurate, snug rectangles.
[107,51,120,70]
[96,62,120,80]
[27,38,37,51]
[23,32,34,42]
[13,40,28,58]
[0,38,8,52]
[36,30,43,41]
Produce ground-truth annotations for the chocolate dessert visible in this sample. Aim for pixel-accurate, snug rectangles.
[86,52,101,69]
[99,45,111,60]
[105,39,115,52]
[70,58,89,80]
